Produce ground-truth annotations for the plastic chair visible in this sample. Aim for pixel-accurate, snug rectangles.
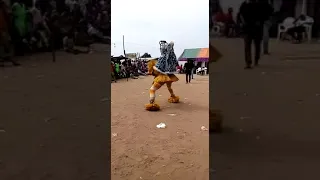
[302,16,314,43]
[213,24,221,34]
[277,17,295,42]
[212,22,224,36]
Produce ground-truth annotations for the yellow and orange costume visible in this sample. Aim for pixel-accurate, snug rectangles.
[145,59,180,111]
[145,41,180,111]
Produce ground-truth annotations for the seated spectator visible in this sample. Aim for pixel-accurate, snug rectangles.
[63,32,90,54]
[225,7,236,37]
[215,9,226,23]
[11,0,28,56]
[28,5,50,51]
[286,15,311,43]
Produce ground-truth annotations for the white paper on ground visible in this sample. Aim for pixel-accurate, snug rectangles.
[156,123,166,128]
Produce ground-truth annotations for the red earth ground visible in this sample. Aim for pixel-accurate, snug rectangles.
[0,51,110,179]
[211,39,320,180]
[0,50,209,179]
[111,74,209,180]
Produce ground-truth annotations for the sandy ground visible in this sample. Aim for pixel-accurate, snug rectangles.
[0,51,110,179]
[211,39,320,179]
[111,74,209,180]
[0,50,209,179]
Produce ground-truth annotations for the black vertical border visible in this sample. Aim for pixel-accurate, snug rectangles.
[0,0,111,179]
[209,1,221,179]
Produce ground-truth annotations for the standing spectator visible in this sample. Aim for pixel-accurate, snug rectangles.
[123,60,129,81]
[191,61,195,79]
[115,62,120,78]
[215,9,225,23]
[177,64,182,74]
[44,0,62,49]
[214,9,226,35]
[184,60,194,83]
[239,0,264,69]
[0,0,20,66]
[30,4,51,50]
[11,0,28,56]
[225,7,236,37]
[111,62,116,83]
[261,0,274,55]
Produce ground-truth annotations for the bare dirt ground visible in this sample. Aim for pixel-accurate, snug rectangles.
[111,74,209,180]
[0,51,110,179]
[211,39,320,179]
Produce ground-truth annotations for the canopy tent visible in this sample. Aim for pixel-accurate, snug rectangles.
[178,48,209,62]
[111,55,129,61]
[140,57,159,62]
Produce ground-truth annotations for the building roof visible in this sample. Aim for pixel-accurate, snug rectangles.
[178,48,209,62]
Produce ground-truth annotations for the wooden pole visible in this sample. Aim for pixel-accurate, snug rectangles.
[122,35,129,81]
[122,35,126,57]
[52,32,56,62]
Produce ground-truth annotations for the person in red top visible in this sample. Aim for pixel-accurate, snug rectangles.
[225,8,234,24]
[225,7,236,37]
[176,64,183,74]
[214,10,226,23]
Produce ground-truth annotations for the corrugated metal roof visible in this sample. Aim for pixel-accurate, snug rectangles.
[198,48,209,58]
[180,48,201,59]
[178,48,209,61]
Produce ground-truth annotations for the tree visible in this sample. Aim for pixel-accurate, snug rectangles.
[141,53,152,58]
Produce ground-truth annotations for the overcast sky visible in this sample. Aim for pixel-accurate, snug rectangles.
[111,0,209,58]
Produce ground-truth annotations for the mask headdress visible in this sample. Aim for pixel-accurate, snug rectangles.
[168,41,174,48]
[166,42,174,54]
[159,40,168,56]
[153,40,178,74]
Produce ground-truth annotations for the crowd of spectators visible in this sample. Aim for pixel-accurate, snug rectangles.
[111,58,148,82]
[0,0,110,66]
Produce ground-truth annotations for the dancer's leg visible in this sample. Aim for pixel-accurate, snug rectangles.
[166,82,179,103]
[149,82,164,103]
[166,82,175,97]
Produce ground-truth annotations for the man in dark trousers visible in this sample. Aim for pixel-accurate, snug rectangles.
[239,0,266,69]
[261,0,274,55]
[184,60,194,83]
